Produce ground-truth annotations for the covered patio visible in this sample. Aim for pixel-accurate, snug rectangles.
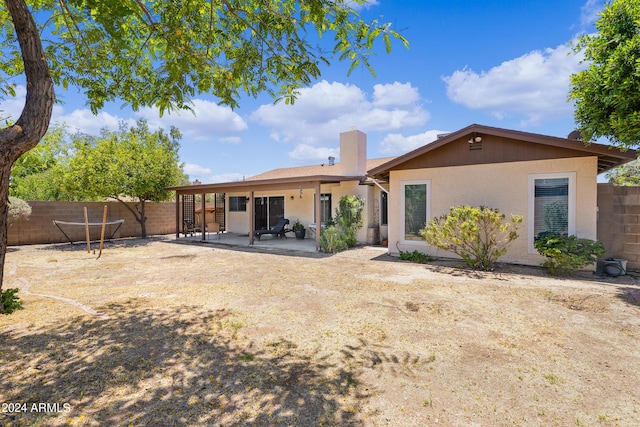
[177,231,319,253]
[167,174,363,251]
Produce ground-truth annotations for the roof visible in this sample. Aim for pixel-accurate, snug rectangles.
[247,157,395,181]
[368,124,636,177]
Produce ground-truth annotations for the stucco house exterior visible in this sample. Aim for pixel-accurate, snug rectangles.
[368,124,636,265]
[169,124,635,265]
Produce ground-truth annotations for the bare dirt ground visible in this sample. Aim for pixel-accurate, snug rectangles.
[1,236,640,427]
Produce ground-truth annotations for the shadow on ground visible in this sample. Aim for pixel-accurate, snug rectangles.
[0,301,423,426]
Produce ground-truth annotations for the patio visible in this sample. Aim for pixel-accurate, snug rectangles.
[178,231,319,253]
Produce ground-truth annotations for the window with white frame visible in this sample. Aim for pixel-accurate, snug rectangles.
[528,172,576,251]
[402,180,430,242]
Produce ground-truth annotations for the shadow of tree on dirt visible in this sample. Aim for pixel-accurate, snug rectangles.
[0,301,422,426]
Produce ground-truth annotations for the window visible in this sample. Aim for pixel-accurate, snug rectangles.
[229,196,246,212]
[402,180,430,242]
[313,194,332,223]
[528,172,576,251]
[381,191,388,226]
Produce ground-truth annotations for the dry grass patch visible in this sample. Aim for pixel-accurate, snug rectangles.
[1,237,640,426]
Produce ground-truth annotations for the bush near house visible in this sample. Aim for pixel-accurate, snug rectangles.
[8,196,31,226]
[534,233,605,275]
[421,205,523,271]
[319,195,365,253]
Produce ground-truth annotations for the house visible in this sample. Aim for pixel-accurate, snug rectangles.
[168,124,635,265]
[168,128,392,249]
[368,124,636,265]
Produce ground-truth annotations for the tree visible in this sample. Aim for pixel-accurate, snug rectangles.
[10,124,74,200]
[0,0,408,304]
[66,120,185,238]
[569,0,640,148]
[606,159,640,185]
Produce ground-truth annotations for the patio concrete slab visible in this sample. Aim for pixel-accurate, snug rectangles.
[177,232,319,253]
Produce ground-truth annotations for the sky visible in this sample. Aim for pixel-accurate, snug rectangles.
[2,0,607,183]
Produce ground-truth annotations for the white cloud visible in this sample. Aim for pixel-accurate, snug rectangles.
[252,80,429,146]
[344,0,380,11]
[184,163,212,177]
[206,172,245,183]
[54,108,133,136]
[379,130,448,156]
[373,82,420,107]
[581,0,604,29]
[137,98,248,141]
[288,144,339,164]
[443,44,585,125]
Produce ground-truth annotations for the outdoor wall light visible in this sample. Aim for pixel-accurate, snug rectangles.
[290,195,294,200]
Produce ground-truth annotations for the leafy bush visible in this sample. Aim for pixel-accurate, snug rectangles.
[319,195,365,253]
[318,226,348,253]
[8,196,31,226]
[421,205,523,271]
[1,288,24,314]
[399,250,433,264]
[334,195,365,248]
[534,233,605,275]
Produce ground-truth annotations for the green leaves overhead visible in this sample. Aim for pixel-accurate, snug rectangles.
[0,0,408,113]
[569,0,640,148]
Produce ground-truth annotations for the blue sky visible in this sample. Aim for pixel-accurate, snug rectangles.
[3,0,605,183]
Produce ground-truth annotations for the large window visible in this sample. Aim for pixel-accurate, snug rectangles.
[314,194,332,223]
[529,172,575,251]
[402,181,430,242]
[229,196,246,212]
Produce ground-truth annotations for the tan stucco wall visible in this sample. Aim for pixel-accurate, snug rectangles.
[388,157,598,266]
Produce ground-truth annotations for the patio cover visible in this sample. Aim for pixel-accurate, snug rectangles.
[167,174,363,249]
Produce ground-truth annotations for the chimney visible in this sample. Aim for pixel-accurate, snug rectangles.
[339,128,366,176]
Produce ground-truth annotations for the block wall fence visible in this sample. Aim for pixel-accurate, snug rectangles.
[5,186,639,271]
[8,201,177,246]
[597,183,640,271]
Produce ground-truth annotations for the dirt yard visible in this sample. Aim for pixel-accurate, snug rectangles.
[1,236,639,426]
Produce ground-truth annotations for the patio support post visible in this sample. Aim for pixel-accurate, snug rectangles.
[315,181,321,251]
[249,191,255,245]
[201,192,206,241]
[175,192,180,238]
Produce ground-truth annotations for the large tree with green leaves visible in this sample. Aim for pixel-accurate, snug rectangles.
[66,120,185,238]
[569,0,640,148]
[10,124,73,200]
[0,0,407,305]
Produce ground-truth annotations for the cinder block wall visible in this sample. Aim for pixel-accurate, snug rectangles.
[597,183,640,271]
[8,201,177,245]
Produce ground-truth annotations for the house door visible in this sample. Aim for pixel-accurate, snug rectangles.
[254,196,285,229]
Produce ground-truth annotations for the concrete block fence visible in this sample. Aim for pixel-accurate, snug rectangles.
[597,183,640,271]
[8,201,176,246]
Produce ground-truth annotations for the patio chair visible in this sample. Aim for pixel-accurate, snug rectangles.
[207,222,222,239]
[183,220,202,236]
[254,218,290,240]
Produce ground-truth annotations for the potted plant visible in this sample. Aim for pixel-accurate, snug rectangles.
[292,219,306,239]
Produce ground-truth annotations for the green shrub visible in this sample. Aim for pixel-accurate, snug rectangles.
[319,195,365,253]
[399,250,433,264]
[318,225,348,253]
[533,233,605,275]
[1,288,24,314]
[421,205,523,271]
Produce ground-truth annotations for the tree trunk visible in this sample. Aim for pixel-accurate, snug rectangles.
[0,0,54,309]
[115,199,148,239]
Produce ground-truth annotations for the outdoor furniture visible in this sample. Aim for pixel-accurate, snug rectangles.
[53,219,125,244]
[183,220,202,236]
[307,222,326,236]
[207,222,222,239]
[254,218,290,240]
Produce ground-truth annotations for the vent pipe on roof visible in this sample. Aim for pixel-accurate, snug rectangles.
[328,156,335,166]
